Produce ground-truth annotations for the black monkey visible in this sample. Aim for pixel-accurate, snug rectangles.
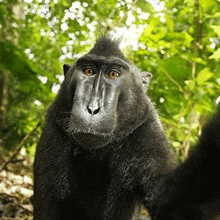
[34,37,176,220]
[34,37,220,220]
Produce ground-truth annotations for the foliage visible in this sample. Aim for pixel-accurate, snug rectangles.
[0,0,220,162]
[133,0,220,160]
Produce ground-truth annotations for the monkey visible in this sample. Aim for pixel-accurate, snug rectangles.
[34,36,220,220]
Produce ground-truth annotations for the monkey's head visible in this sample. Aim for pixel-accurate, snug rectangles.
[56,37,151,148]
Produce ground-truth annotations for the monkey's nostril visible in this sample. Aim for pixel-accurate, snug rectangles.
[93,108,100,115]
[87,106,92,114]
[87,106,100,115]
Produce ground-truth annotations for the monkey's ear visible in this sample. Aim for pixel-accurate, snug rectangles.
[141,72,152,91]
[63,64,71,75]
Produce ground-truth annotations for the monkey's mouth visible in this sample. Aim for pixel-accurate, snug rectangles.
[73,132,112,148]
[68,108,116,148]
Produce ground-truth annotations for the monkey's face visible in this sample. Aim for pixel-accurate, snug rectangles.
[60,39,150,148]
[66,54,131,148]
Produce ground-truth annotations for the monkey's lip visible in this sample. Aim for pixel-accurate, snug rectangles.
[73,132,112,148]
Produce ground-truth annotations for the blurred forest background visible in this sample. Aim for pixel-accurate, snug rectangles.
[1,0,220,161]
[0,0,220,218]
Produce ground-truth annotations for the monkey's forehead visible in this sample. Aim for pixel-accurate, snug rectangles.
[76,54,131,69]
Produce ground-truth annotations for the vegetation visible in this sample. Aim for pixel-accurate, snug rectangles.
[0,0,220,165]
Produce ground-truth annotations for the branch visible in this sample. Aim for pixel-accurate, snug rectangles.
[0,122,42,172]
[161,67,185,94]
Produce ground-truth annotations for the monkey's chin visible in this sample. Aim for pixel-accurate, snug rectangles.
[73,133,112,148]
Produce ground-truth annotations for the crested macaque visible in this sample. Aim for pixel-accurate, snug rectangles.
[34,37,220,220]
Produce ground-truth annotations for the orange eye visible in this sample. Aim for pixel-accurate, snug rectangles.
[83,68,95,76]
[107,70,120,78]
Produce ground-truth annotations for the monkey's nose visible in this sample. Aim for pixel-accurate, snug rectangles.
[87,106,100,115]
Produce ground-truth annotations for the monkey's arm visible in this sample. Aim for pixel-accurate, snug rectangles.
[153,110,220,220]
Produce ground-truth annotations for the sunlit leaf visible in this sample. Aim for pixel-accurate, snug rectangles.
[200,0,217,10]
[184,32,193,46]
[211,25,220,36]
[196,68,213,85]
[209,48,220,59]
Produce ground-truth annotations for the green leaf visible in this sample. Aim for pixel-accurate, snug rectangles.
[211,25,220,36]
[206,12,220,18]
[185,79,195,91]
[136,0,153,12]
[184,0,194,5]
[184,32,193,46]
[200,0,217,10]
[214,12,220,17]
[209,48,220,59]
[196,68,213,85]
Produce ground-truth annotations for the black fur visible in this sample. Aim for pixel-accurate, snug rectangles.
[152,110,220,220]
[88,37,128,61]
[34,37,220,220]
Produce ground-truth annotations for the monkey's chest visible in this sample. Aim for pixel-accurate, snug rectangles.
[68,155,111,209]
